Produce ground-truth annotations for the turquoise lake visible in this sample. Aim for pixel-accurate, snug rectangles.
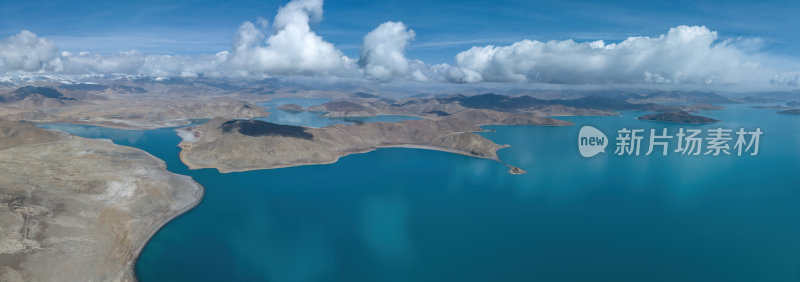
[41,104,800,281]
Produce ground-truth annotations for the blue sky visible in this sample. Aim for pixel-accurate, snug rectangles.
[1,0,798,64]
[0,0,798,89]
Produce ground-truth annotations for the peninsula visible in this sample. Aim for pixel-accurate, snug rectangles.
[176,109,573,174]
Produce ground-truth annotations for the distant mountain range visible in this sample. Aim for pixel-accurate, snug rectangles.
[638,111,719,124]
[1,86,76,103]
[437,93,678,112]
[0,74,796,108]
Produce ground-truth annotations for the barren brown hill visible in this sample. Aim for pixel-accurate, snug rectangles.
[177,109,572,174]
[0,99,268,129]
[0,120,202,282]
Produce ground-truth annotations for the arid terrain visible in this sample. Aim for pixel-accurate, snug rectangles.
[3,76,773,130]
[177,109,572,174]
[0,89,268,130]
[0,120,203,281]
[1,75,796,281]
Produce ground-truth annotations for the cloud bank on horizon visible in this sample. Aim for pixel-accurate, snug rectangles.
[0,0,797,89]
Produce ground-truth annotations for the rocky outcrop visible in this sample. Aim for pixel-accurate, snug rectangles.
[0,120,203,282]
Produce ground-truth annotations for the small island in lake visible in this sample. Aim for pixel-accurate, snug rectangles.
[778,109,800,115]
[638,111,719,124]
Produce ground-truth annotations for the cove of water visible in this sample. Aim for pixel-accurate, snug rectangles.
[256,98,419,127]
[40,104,800,282]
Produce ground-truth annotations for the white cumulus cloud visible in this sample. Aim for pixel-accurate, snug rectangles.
[771,72,800,86]
[445,25,781,86]
[359,21,417,81]
[0,30,59,72]
[1,3,799,91]
[225,0,355,76]
[0,0,356,78]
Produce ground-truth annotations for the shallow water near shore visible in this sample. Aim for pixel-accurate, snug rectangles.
[41,104,800,281]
